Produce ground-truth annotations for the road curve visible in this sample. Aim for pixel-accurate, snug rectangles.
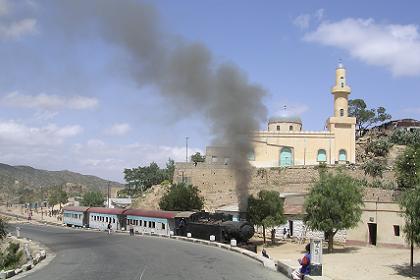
[11,224,285,280]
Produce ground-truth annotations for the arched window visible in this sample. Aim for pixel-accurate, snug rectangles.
[247,150,255,161]
[340,109,344,117]
[289,125,293,131]
[339,149,347,161]
[317,149,327,162]
[280,147,293,167]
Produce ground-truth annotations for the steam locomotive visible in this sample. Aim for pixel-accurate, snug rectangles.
[63,207,255,245]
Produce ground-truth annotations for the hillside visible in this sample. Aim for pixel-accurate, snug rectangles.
[0,163,123,193]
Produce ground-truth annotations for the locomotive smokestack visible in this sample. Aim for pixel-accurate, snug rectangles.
[50,0,267,211]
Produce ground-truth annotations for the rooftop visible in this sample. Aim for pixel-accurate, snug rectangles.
[268,116,302,124]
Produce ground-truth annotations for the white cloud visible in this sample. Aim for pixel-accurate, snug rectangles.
[303,18,420,76]
[293,14,311,29]
[0,18,37,39]
[0,120,82,146]
[0,0,10,16]
[105,123,131,136]
[73,141,203,181]
[1,92,98,110]
[293,9,324,30]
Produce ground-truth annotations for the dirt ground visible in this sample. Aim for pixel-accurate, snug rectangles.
[257,240,420,280]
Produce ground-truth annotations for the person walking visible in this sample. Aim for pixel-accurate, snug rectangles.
[107,222,112,234]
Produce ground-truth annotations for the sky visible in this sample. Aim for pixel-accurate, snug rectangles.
[0,0,419,182]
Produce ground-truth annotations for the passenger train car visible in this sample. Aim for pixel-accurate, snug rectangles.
[63,206,255,244]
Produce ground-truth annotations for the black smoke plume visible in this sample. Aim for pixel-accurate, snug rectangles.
[51,0,267,210]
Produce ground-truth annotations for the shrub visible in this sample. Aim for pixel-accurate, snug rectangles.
[0,243,23,270]
[362,160,386,178]
[159,183,204,211]
[366,139,392,157]
[390,129,420,146]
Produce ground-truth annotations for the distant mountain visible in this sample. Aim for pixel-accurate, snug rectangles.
[0,163,124,191]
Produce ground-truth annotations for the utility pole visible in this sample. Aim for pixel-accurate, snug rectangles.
[186,136,189,163]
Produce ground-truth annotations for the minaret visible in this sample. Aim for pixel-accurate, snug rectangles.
[326,60,356,164]
[331,61,351,117]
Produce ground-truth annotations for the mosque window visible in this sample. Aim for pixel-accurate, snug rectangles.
[341,82,344,88]
[339,149,347,161]
[247,150,255,161]
[289,125,293,131]
[317,149,327,162]
[277,125,280,131]
[340,109,344,117]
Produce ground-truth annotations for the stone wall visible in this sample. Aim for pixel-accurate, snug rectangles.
[174,162,397,210]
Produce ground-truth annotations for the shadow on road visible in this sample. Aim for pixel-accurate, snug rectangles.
[388,263,420,279]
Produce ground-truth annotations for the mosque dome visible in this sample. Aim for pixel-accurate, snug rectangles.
[267,116,302,132]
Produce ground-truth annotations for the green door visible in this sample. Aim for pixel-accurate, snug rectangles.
[280,147,292,166]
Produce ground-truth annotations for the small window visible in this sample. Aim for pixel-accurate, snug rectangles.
[339,149,347,161]
[340,109,344,117]
[289,125,293,131]
[139,220,143,227]
[152,222,156,228]
[341,82,344,88]
[162,223,166,230]
[106,217,108,223]
[340,76,344,79]
[247,150,255,161]
[277,125,280,131]
[113,218,115,223]
[394,225,400,236]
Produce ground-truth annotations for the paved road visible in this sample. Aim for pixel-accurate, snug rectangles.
[11,224,286,280]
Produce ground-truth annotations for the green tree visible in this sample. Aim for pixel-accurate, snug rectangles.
[349,99,391,137]
[124,162,168,195]
[80,191,105,207]
[399,187,420,273]
[165,158,175,183]
[395,145,420,189]
[304,172,364,253]
[48,191,59,211]
[0,218,8,240]
[247,190,285,244]
[191,152,206,163]
[362,160,386,179]
[159,183,204,211]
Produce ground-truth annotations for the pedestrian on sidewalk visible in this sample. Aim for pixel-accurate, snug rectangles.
[107,222,112,234]
[291,243,311,280]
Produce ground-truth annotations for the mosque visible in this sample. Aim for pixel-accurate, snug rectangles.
[206,62,356,166]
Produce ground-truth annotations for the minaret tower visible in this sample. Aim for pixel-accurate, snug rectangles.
[326,60,356,164]
[332,60,351,117]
